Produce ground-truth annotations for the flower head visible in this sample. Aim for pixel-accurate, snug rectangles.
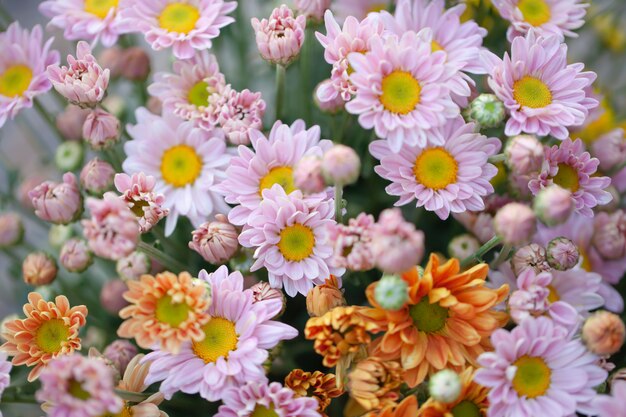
[505,134,544,175]
[0,212,23,248]
[419,367,489,417]
[114,172,169,233]
[251,5,306,66]
[294,155,326,194]
[295,0,331,21]
[593,210,626,260]
[218,87,266,145]
[370,208,425,273]
[82,108,120,149]
[116,353,168,417]
[0,352,11,408]
[306,275,346,317]
[533,185,574,226]
[348,357,403,410]
[102,340,138,376]
[23,252,58,286]
[582,310,625,356]
[80,158,114,196]
[327,212,376,271]
[321,144,361,186]
[363,396,418,417]
[285,370,343,416]
[116,251,150,281]
[29,173,82,225]
[189,214,239,264]
[56,105,90,141]
[592,379,626,417]
[546,237,579,270]
[494,202,536,246]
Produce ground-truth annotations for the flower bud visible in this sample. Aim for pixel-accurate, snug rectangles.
[251,282,286,317]
[29,173,83,224]
[306,276,346,317]
[103,340,138,376]
[314,80,344,114]
[60,238,93,273]
[82,108,120,150]
[546,237,579,271]
[429,369,462,404]
[48,224,74,249]
[582,310,626,356]
[533,185,574,227]
[100,279,130,315]
[97,47,123,78]
[494,203,536,246]
[321,144,361,186]
[189,214,239,264]
[374,275,408,311]
[294,155,325,194]
[371,209,425,274]
[593,211,626,260]
[591,128,626,172]
[504,135,544,175]
[120,47,151,81]
[116,251,150,281]
[295,0,331,22]
[467,93,505,128]
[511,243,550,275]
[0,213,23,248]
[348,356,403,410]
[56,105,90,141]
[251,5,306,66]
[23,252,57,286]
[448,234,480,260]
[80,158,115,195]
[55,141,84,172]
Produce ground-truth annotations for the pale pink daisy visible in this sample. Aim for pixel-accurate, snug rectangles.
[369,116,501,219]
[480,31,597,139]
[123,108,231,235]
[218,87,266,146]
[143,266,298,402]
[592,380,626,417]
[114,172,169,233]
[216,381,321,417]
[215,119,332,227]
[0,22,59,128]
[39,0,125,47]
[333,0,393,22]
[528,138,612,217]
[475,316,607,417]
[492,0,588,42]
[239,186,343,297]
[147,51,226,131]
[346,30,459,152]
[315,10,384,104]
[0,352,11,417]
[327,212,375,271]
[118,0,237,59]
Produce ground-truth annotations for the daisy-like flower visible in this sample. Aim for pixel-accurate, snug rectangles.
[367,254,509,387]
[492,0,588,41]
[315,10,384,104]
[239,186,343,297]
[369,116,501,220]
[143,266,298,402]
[0,293,87,382]
[114,172,169,233]
[285,370,343,416]
[0,352,12,417]
[327,212,375,271]
[123,108,231,235]
[333,0,392,22]
[475,316,607,417]
[418,367,489,417]
[115,354,169,417]
[346,30,459,152]
[118,0,237,59]
[36,354,123,417]
[481,31,597,139]
[529,138,612,217]
[118,271,211,354]
[39,0,125,47]
[218,87,266,146]
[215,381,322,417]
[216,119,332,227]
[0,22,59,128]
[147,51,226,131]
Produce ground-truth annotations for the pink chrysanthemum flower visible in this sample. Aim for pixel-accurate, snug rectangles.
[123,108,231,235]
[216,381,321,417]
[36,354,123,417]
[529,138,612,217]
[147,51,226,131]
[216,119,332,227]
[346,30,459,152]
[29,172,83,225]
[0,352,12,415]
[218,87,266,146]
[475,316,607,417]
[379,0,488,105]
[492,0,588,42]
[239,186,343,297]
[315,10,384,104]
[118,0,237,59]
[251,5,306,67]
[143,266,298,402]
[481,31,597,140]
[0,22,59,128]
[333,0,393,22]
[369,116,501,219]
[327,212,375,271]
[114,172,169,233]
[39,0,125,47]
[592,380,626,417]
[295,0,331,22]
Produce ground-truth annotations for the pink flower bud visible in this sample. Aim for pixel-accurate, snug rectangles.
[504,135,544,175]
[103,340,138,376]
[23,252,57,286]
[294,155,325,194]
[591,128,626,172]
[314,80,345,114]
[47,41,109,107]
[60,238,93,273]
[119,47,151,81]
[116,251,150,281]
[593,210,626,260]
[251,5,306,66]
[0,213,23,248]
[80,158,115,195]
[29,173,83,224]
[371,208,425,274]
[114,172,169,233]
[250,281,286,317]
[321,144,361,186]
[294,0,331,21]
[494,203,536,246]
[100,279,130,315]
[546,237,579,271]
[327,212,375,271]
[218,88,266,146]
[56,105,91,141]
[82,108,120,150]
[189,214,239,264]
[448,234,480,260]
[533,185,573,226]
[582,310,626,356]
[511,243,550,275]
[97,47,124,78]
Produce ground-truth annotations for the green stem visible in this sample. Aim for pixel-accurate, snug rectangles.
[137,241,187,273]
[235,3,248,87]
[1,386,38,404]
[460,235,503,269]
[492,243,513,269]
[301,26,314,125]
[488,153,506,164]
[334,184,344,224]
[33,99,63,141]
[275,64,286,121]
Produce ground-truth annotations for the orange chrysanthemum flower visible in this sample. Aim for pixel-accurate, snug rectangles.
[418,367,489,417]
[0,292,87,382]
[285,369,343,416]
[363,396,418,417]
[118,271,211,354]
[366,254,509,387]
[348,357,403,411]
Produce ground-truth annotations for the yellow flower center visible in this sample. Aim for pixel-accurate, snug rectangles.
[278,224,315,262]
[517,0,551,26]
[511,355,551,398]
[431,40,444,53]
[413,147,458,190]
[101,404,133,417]
[366,3,388,13]
[491,161,507,188]
[155,295,191,328]
[251,404,279,417]
[552,163,579,193]
[84,0,118,18]
[160,145,203,187]
[451,400,481,417]
[35,319,70,354]
[0,64,33,98]
[579,244,592,272]
[546,285,559,303]
[409,297,449,333]
[68,379,91,400]
[159,3,200,34]
[379,71,421,115]
[192,317,238,364]
[188,81,210,107]
[258,166,296,196]
[513,76,552,109]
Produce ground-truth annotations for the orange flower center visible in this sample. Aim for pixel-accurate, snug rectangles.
[250,404,279,417]
[35,319,70,354]
[409,297,449,333]
[511,355,551,398]
[155,295,191,328]
[259,166,296,196]
[192,317,238,363]
[551,163,580,193]
[451,400,481,417]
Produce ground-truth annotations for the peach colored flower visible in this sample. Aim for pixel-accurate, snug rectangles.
[363,396,418,417]
[582,310,626,356]
[348,357,403,411]
[417,367,489,417]
[306,275,346,317]
[285,369,343,416]
[117,354,169,417]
